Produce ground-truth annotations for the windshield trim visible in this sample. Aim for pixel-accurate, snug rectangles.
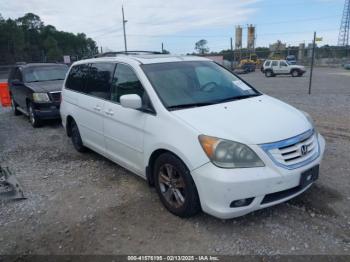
[141,61,262,111]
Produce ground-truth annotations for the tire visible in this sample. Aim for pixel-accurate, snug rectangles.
[28,102,42,128]
[11,97,21,116]
[265,70,273,77]
[70,120,87,152]
[291,70,299,77]
[154,153,201,218]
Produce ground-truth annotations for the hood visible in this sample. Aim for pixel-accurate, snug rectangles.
[25,80,64,93]
[171,95,311,145]
[291,65,305,70]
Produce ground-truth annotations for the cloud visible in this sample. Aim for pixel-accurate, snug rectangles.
[0,0,260,53]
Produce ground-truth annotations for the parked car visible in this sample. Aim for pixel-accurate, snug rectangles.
[262,60,306,77]
[8,63,68,127]
[344,63,350,70]
[241,62,256,73]
[286,55,297,65]
[60,54,325,219]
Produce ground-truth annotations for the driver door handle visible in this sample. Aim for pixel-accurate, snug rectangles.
[105,109,114,116]
[93,105,101,112]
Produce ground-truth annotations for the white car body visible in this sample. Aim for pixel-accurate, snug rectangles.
[263,60,306,77]
[60,54,325,219]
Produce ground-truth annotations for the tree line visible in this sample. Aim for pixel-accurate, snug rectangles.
[0,13,98,65]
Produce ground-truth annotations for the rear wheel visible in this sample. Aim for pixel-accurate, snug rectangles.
[154,153,201,218]
[11,97,21,116]
[28,102,41,128]
[265,70,273,77]
[70,120,87,152]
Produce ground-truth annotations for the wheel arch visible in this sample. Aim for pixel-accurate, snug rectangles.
[146,148,191,187]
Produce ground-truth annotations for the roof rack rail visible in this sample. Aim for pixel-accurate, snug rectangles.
[94,51,163,58]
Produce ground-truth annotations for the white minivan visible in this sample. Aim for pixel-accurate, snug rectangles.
[60,54,325,219]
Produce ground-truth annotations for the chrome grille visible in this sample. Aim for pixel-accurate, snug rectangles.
[260,129,319,170]
[49,91,61,102]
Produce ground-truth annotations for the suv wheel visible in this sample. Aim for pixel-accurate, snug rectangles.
[291,70,299,77]
[11,97,21,116]
[154,153,201,218]
[70,120,87,152]
[28,103,41,128]
[265,70,273,77]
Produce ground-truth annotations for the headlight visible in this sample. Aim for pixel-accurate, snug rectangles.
[198,135,265,168]
[302,111,316,132]
[33,93,50,102]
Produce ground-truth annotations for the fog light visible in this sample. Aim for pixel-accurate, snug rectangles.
[230,197,254,208]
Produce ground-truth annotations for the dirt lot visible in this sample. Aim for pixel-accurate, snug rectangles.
[0,67,349,255]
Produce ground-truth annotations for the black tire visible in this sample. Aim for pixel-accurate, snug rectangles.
[265,70,273,77]
[291,70,299,77]
[28,102,42,128]
[11,97,21,116]
[154,153,201,218]
[70,120,87,152]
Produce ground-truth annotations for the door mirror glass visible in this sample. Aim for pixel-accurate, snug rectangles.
[12,80,23,86]
[120,94,142,109]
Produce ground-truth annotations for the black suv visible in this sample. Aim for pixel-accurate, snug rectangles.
[8,63,68,127]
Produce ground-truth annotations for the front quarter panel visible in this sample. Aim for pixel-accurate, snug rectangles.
[143,112,209,172]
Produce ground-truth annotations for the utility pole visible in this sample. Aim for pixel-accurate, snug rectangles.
[308,32,316,95]
[122,5,128,52]
[162,42,164,53]
[230,37,234,71]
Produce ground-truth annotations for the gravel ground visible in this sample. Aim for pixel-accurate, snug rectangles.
[0,67,349,255]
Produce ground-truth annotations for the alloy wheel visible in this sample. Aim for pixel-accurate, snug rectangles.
[158,163,186,208]
[28,105,35,125]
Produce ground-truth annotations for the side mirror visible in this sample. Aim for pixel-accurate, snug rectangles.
[120,94,142,110]
[12,80,23,86]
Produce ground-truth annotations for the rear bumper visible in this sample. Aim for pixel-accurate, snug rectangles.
[191,134,326,219]
[33,102,60,120]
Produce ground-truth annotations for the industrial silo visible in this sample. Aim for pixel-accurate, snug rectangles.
[235,26,242,49]
[247,25,255,50]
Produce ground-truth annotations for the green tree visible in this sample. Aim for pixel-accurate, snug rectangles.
[195,39,209,54]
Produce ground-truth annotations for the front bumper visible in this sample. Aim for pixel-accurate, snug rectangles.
[191,133,326,219]
[33,102,61,120]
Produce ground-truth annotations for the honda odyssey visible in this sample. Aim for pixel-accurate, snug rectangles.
[60,54,325,219]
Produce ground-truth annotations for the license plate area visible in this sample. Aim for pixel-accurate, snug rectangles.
[300,165,319,188]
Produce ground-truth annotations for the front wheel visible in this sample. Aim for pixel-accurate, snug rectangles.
[11,97,21,116]
[28,103,41,128]
[154,153,201,218]
[291,70,299,77]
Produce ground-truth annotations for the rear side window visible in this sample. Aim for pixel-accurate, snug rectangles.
[86,63,115,99]
[280,61,288,67]
[65,64,89,92]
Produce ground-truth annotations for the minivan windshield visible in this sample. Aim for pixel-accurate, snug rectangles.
[142,61,260,110]
[24,65,68,83]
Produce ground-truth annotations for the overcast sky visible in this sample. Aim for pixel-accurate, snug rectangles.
[0,0,344,54]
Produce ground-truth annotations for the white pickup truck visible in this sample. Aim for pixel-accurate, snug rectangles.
[261,60,306,77]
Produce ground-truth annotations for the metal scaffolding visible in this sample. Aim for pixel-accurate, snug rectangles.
[338,0,350,46]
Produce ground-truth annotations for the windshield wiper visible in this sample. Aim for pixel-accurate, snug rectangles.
[213,93,261,104]
[167,94,261,111]
[168,102,215,110]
